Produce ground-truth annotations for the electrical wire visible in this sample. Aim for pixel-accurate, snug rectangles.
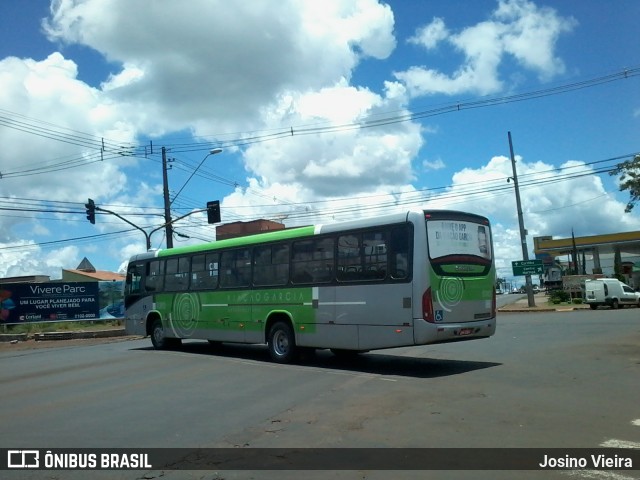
[1,67,638,179]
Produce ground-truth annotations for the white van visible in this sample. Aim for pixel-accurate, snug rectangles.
[584,279,640,309]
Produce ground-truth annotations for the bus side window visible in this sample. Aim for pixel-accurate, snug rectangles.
[337,234,361,282]
[206,253,219,289]
[165,258,190,291]
[253,244,289,286]
[389,225,410,280]
[145,260,164,292]
[191,255,205,289]
[292,238,333,284]
[177,256,190,290]
[220,249,251,288]
[362,231,387,280]
[190,253,219,290]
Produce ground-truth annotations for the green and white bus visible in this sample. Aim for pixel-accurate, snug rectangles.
[124,209,496,363]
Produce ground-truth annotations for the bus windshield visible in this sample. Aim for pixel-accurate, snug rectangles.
[425,212,492,266]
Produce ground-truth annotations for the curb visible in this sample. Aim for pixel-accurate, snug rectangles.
[0,333,28,343]
[34,329,126,341]
[498,307,589,313]
[0,329,126,343]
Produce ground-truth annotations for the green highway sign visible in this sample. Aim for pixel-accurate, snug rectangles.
[512,259,544,276]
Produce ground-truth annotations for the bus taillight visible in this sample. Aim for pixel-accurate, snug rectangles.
[422,288,434,323]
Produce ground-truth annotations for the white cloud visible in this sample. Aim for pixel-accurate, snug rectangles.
[42,0,396,135]
[423,158,446,171]
[240,82,422,198]
[495,0,577,80]
[394,0,576,97]
[408,17,449,50]
[0,243,79,279]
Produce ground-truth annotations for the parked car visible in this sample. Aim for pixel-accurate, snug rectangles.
[584,279,640,309]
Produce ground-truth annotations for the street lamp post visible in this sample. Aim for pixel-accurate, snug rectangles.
[163,148,222,248]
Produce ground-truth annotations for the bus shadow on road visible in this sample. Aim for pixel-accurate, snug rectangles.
[135,341,501,379]
[319,353,502,379]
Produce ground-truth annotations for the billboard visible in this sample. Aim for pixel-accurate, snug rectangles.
[0,281,124,325]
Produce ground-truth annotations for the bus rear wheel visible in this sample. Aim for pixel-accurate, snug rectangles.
[268,321,297,363]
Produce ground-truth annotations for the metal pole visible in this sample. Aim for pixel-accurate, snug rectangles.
[508,131,535,307]
[162,146,173,248]
[95,205,151,250]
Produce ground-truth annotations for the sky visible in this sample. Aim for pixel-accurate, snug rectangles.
[0,0,639,284]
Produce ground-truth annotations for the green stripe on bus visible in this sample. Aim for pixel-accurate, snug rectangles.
[158,226,317,257]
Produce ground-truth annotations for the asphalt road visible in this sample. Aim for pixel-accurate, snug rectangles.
[496,292,526,308]
[1,309,639,480]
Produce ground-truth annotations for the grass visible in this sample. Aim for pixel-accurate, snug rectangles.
[547,298,584,306]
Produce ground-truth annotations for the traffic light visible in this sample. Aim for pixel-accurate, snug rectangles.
[85,198,96,224]
[206,200,220,224]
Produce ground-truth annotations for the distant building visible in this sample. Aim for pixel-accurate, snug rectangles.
[0,275,50,285]
[216,219,285,241]
[60,257,125,282]
[534,231,640,288]
[0,258,123,285]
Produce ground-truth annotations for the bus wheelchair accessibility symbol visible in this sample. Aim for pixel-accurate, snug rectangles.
[435,310,444,322]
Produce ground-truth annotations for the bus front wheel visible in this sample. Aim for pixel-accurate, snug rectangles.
[150,319,181,350]
[268,321,297,363]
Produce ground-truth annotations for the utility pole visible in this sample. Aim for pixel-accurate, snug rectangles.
[162,146,173,248]
[508,131,535,307]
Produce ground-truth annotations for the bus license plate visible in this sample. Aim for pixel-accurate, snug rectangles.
[458,328,473,336]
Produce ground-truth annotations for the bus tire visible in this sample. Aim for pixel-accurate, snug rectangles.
[268,321,297,363]
[150,319,181,350]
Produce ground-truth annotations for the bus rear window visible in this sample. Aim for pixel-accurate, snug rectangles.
[426,219,491,261]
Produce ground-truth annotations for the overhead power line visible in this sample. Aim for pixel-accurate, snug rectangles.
[0,66,638,179]
[0,149,634,253]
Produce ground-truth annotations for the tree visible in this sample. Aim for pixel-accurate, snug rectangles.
[610,154,640,212]
[614,248,624,282]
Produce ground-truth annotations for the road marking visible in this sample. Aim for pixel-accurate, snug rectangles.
[600,439,640,449]
[566,471,638,480]
[564,427,640,479]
